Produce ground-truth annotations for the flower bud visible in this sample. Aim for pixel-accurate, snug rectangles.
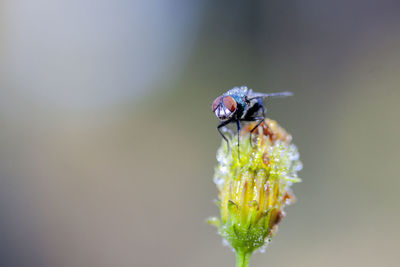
[209,119,302,256]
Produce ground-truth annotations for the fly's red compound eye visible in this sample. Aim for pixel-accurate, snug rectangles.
[212,96,222,112]
[222,96,237,112]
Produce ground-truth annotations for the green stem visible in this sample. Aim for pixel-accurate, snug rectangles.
[236,250,252,267]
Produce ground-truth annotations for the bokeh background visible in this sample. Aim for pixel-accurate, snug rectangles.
[1,1,400,266]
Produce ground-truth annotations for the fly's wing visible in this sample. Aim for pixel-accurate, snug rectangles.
[247,91,293,100]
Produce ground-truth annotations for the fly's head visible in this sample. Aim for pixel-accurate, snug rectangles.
[212,95,237,121]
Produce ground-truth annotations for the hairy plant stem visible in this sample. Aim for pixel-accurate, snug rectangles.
[236,250,252,267]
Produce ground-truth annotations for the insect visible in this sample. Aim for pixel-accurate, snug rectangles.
[212,86,292,153]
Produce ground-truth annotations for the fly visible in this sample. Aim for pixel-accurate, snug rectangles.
[212,86,292,155]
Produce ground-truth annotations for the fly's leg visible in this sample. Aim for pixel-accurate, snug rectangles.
[248,105,265,147]
[249,117,265,147]
[221,126,235,138]
[217,120,232,152]
[236,120,241,160]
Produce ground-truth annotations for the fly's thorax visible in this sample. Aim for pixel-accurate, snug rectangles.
[240,98,264,119]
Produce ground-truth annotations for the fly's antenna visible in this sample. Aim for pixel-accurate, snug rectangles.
[248,91,293,100]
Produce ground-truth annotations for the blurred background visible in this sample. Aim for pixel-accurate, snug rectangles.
[1,1,400,266]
